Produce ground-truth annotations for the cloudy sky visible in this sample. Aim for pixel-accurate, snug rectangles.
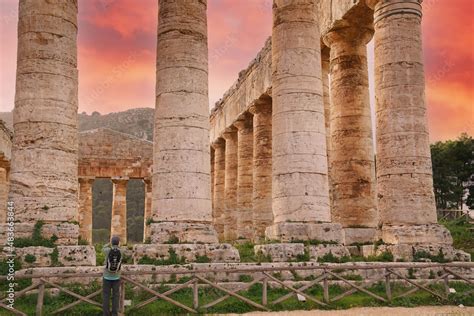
[0,0,472,141]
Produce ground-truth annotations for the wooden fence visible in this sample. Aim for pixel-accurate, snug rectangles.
[1,262,473,315]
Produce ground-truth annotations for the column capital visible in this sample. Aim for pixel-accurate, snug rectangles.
[222,126,237,140]
[211,137,225,149]
[142,177,152,185]
[373,0,422,24]
[233,112,253,131]
[111,177,129,185]
[323,25,374,48]
[78,176,95,185]
[249,102,272,115]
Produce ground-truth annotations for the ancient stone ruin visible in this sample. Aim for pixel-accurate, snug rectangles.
[0,0,470,269]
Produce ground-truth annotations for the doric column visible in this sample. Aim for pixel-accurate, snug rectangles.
[78,177,94,244]
[9,0,79,227]
[0,168,7,223]
[268,0,341,242]
[152,0,218,243]
[234,113,254,240]
[210,147,215,210]
[111,177,128,245]
[323,23,378,243]
[249,101,273,242]
[211,139,226,240]
[222,127,238,241]
[143,178,152,243]
[368,0,450,244]
[321,46,333,214]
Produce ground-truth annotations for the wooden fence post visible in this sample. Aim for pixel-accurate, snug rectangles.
[36,280,45,316]
[193,279,199,310]
[443,271,450,298]
[323,271,329,303]
[118,279,125,316]
[385,270,392,302]
[262,277,268,306]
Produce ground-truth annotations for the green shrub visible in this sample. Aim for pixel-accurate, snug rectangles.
[24,254,36,264]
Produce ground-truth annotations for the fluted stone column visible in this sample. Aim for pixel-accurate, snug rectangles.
[211,139,226,240]
[368,0,451,244]
[111,178,128,244]
[9,0,79,229]
[321,46,333,215]
[210,147,215,210]
[268,0,342,242]
[234,113,254,240]
[0,168,7,223]
[222,128,238,241]
[143,178,152,243]
[249,101,273,241]
[152,0,218,243]
[324,24,378,243]
[78,177,94,244]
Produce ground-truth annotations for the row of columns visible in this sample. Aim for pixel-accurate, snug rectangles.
[77,177,152,245]
[212,101,274,242]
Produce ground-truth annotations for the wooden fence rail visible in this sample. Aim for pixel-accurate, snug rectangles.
[0,262,473,315]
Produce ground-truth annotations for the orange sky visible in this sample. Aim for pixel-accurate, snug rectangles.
[0,0,472,141]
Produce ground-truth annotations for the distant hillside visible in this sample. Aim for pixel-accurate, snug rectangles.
[0,107,155,141]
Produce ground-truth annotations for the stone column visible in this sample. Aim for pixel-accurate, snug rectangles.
[268,0,342,242]
[222,127,238,241]
[210,147,215,210]
[211,139,226,240]
[0,168,7,223]
[152,0,218,243]
[368,0,451,244]
[323,24,378,243]
[78,177,94,244]
[143,178,152,243]
[321,46,333,215]
[249,101,273,242]
[111,177,128,245]
[9,0,79,229]
[234,113,254,240]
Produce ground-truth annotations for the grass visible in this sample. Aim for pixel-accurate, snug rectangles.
[4,280,472,315]
[440,217,474,258]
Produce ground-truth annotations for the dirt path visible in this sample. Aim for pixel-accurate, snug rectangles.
[223,306,474,316]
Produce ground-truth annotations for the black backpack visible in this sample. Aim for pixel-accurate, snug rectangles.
[106,247,122,273]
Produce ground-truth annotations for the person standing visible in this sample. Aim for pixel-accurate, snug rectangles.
[102,236,122,316]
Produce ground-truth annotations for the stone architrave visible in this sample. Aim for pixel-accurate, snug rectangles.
[152,0,218,243]
[9,0,79,230]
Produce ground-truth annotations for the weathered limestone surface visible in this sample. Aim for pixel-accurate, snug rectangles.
[371,0,437,226]
[133,244,240,264]
[149,222,218,244]
[111,177,128,244]
[78,128,152,179]
[223,128,238,241]
[265,222,344,244]
[381,224,453,245]
[78,177,94,243]
[323,14,377,241]
[0,168,7,223]
[269,0,331,240]
[308,244,351,261]
[254,243,305,262]
[143,178,152,242]
[211,139,226,239]
[153,0,217,243]
[9,0,79,225]
[0,222,78,245]
[234,114,254,240]
[376,244,471,262]
[249,100,273,241]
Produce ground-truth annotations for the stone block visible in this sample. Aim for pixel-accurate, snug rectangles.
[133,244,240,264]
[0,223,35,245]
[381,224,453,245]
[344,228,378,245]
[375,244,470,262]
[254,243,305,262]
[149,222,219,244]
[9,246,53,268]
[57,246,96,266]
[308,245,350,261]
[42,223,79,245]
[265,222,344,243]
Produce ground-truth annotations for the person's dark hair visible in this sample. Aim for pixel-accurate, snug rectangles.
[111,236,120,246]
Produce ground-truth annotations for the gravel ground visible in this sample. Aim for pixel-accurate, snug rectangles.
[222,306,474,316]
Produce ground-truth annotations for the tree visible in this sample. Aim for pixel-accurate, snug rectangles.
[431,133,474,210]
